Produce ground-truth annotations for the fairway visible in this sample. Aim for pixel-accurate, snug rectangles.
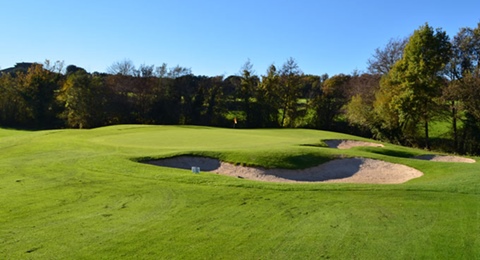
[1,125,479,259]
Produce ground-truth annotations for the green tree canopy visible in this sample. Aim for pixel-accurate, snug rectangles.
[374,23,451,147]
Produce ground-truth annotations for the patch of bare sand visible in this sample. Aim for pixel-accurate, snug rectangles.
[146,156,423,184]
[414,154,475,163]
[324,139,384,149]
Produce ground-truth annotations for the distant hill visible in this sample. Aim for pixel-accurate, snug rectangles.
[0,62,37,75]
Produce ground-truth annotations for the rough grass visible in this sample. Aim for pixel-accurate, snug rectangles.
[1,125,479,259]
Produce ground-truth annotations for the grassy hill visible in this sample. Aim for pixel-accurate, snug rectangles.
[1,125,479,259]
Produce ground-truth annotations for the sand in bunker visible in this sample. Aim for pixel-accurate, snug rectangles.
[146,156,423,184]
[414,154,475,163]
[324,140,384,149]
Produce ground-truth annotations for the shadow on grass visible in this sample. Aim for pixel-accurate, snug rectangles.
[145,156,221,171]
[137,151,333,171]
[361,147,417,158]
[279,153,332,169]
[299,143,328,148]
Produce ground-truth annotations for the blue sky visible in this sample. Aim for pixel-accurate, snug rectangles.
[1,0,479,76]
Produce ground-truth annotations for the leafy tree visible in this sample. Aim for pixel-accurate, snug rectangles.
[129,75,160,124]
[149,76,179,124]
[223,75,241,97]
[66,65,86,75]
[458,70,480,153]
[203,76,227,126]
[443,23,480,153]
[302,74,323,99]
[103,74,136,124]
[58,70,106,128]
[375,23,452,148]
[278,58,303,127]
[0,61,63,128]
[0,73,29,126]
[295,74,322,128]
[311,74,349,130]
[17,63,64,128]
[238,60,258,127]
[173,75,206,125]
[372,72,409,143]
[344,73,381,135]
[256,64,281,127]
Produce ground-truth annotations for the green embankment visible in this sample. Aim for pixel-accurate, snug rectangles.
[0,125,479,259]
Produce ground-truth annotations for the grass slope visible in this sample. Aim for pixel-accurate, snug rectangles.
[0,125,479,259]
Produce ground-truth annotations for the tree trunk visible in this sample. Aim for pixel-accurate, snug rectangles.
[425,118,430,150]
[280,103,287,127]
[244,98,250,128]
[452,101,458,152]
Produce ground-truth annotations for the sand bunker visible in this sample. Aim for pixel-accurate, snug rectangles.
[324,139,384,149]
[414,154,475,163]
[146,156,423,184]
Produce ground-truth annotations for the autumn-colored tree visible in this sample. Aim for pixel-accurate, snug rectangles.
[0,73,30,126]
[344,73,381,135]
[58,70,106,128]
[17,62,64,128]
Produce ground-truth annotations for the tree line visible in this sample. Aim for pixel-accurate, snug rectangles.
[1,22,479,154]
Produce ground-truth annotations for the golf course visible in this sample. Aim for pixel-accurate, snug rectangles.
[1,125,479,259]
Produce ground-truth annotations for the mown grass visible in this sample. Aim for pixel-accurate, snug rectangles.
[0,125,479,259]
